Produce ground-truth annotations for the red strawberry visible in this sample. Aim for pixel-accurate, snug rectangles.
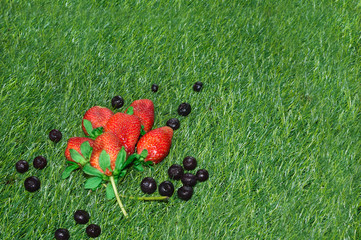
[65,137,95,165]
[89,132,123,176]
[82,106,113,136]
[126,99,154,133]
[104,112,142,156]
[136,126,173,164]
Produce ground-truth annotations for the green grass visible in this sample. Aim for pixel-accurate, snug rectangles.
[1,0,361,239]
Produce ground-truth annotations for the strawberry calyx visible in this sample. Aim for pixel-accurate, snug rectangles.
[61,162,79,179]
[83,119,104,140]
[140,125,146,136]
[126,106,134,115]
[81,147,152,218]
[81,148,151,192]
[130,149,153,171]
[61,141,93,179]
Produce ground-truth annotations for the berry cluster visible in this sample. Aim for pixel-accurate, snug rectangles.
[140,177,175,197]
[14,81,206,238]
[15,154,50,192]
[140,156,209,201]
[15,127,103,239]
[15,128,61,187]
[16,128,63,192]
[55,210,101,239]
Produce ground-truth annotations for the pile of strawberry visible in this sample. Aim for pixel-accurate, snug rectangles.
[63,99,173,218]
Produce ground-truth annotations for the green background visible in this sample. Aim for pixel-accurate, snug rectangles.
[1,0,360,239]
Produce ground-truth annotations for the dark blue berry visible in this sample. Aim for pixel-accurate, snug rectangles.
[111,96,124,109]
[140,177,157,194]
[166,118,180,130]
[196,169,209,182]
[193,81,203,92]
[33,156,47,169]
[168,164,184,180]
[177,186,193,201]
[183,156,197,170]
[24,176,40,192]
[86,224,101,238]
[178,103,191,116]
[181,173,197,187]
[49,129,62,143]
[158,181,174,197]
[151,84,159,92]
[15,160,29,173]
[74,210,90,224]
[54,228,70,240]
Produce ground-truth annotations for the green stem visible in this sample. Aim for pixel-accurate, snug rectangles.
[102,184,168,201]
[127,196,169,201]
[110,176,128,218]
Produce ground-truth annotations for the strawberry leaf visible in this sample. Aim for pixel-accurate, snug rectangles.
[127,106,134,115]
[84,177,102,190]
[66,160,79,166]
[69,149,86,165]
[143,160,154,170]
[115,147,126,172]
[61,165,79,179]
[99,150,111,173]
[139,149,148,159]
[140,125,146,136]
[118,169,127,179]
[133,164,144,172]
[83,119,93,135]
[80,141,93,160]
[83,119,103,139]
[106,183,115,200]
[89,127,103,139]
[122,154,138,169]
[83,163,104,177]
[143,161,154,167]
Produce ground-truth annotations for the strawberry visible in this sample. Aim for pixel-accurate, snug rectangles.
[65,137,95,165]
[89,132,123,176]
[126,99,154,133]
[104,112,142,156]
[136,126,173,164]
[82,106,113,136]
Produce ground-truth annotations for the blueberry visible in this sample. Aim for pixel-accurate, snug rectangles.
[183,156,197,170]
[168,164,184,180]
[24,176,40,192]
[166,118,180,130]
[177,186,193,201]
[140,177,157,194]
[196,169,209,182]
[86,224,101,238]
[177,103,191,116]
[74,210,90,224]
[15,160,29,173]
[193,81,203,92]
[158,181,174,197]
[111,96,124,109]
[195,81,203,87]
[33,156,47,169]
[54,228,70,240]
[151,84,159,92]
[181,173,197,187]
[49,129,62,143]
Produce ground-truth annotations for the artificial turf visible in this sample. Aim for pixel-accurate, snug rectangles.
[1,0,361,239]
